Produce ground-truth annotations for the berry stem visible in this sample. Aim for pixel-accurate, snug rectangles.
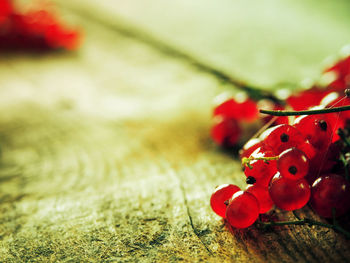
[71,7,284,104]
[260,105,350,116]
[258,217,350,239]
[337,128,350,148]
[242,156,279,168]
[292,210,301,220]
[339,152,350,181]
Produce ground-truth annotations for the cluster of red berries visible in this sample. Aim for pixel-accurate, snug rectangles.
[211,55,350,148]
[210,54,350,229]
[0,0,81,51]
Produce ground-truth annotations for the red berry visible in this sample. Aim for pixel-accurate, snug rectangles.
[225,191,259,228]
[211,116,241,147]
[277,147,309,180]
[293,115,333,152]
[287,86,330,111]
[239,138,262,159]
[321,92,350,139]
[244,147,277,187]
[307,141,342,184]
[297,140,316,160]
[310,174,350,218]
[323,56,350,92]
[213,96,258,122]
[0,0,13,22]
[210,184,240,218]
[260,124,305,155]
[246,184,274,214]
[269,173,310,211]
[0,2,81,51]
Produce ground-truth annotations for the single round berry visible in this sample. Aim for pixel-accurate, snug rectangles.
[213,96,258,121]
[260,124,305,155]
[307,141,342,184]
[244,147,277,187]
[211,116,241,147]
[297,140,316,160]
[225,191,259,228]
[310,174,350,218]
[246,184,274,214]
[286,86,330,111]
[277,148,309,180]
[323,55,350,92]
[210,184,240,218]
[293,115,333,152]
[269,173,310,211]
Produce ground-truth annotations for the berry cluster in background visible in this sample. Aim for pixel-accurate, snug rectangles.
[0,0,81,51]
[210,52,350,235]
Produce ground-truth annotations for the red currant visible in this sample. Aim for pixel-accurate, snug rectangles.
[244,147,277,187]
[213,96,258,122]
[269,173,310,211]
[293,114,333,152]
[277,147,309,180]
[260,124,305,155]
[323,56,350,92]
[297,140,316,160]
[246,184,274,214]
[0,2,81,51]
[211,116,241,147]
[310,174,350,218]
[239,138,262,159]
[225,191,259,228]
[0,0,13,22]
[210,184,240,218]
[287,86,330,111]
[307,141,342,184]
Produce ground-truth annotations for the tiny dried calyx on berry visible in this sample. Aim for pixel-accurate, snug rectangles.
[246,176,256,184]
[288,166,298,175]
[319,120,328,131]
[280,133,289,142]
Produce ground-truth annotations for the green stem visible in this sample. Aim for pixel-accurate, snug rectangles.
[242,156,279,168]
[337,128,350,148]
[292,210,301,220]
[258,218,350,239]
[339,152,350,181]
[260,105,350,116]
[62,4,284,104]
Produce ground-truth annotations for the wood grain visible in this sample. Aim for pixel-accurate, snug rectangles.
[0,1,350,262]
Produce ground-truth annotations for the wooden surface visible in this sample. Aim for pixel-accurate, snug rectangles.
[1,0,350,262]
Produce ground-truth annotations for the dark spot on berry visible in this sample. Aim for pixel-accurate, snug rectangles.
[246,176,256,184]
[288,166,298,175]
[224,200,229,206]
[280,133,289,143]
[319,120,327,131]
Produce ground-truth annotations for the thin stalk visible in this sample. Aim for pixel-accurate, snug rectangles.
[260,105,350,116]
[242,156,279,168]
[339,152,350,181]
[258,218,350,239]
[338,129,350,148]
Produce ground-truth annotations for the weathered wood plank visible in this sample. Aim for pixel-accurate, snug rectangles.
[0,1,350,262]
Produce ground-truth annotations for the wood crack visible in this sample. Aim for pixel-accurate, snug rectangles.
[179,182,214,256]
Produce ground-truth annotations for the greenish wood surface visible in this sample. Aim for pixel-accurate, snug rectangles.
[0,0,350,262]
